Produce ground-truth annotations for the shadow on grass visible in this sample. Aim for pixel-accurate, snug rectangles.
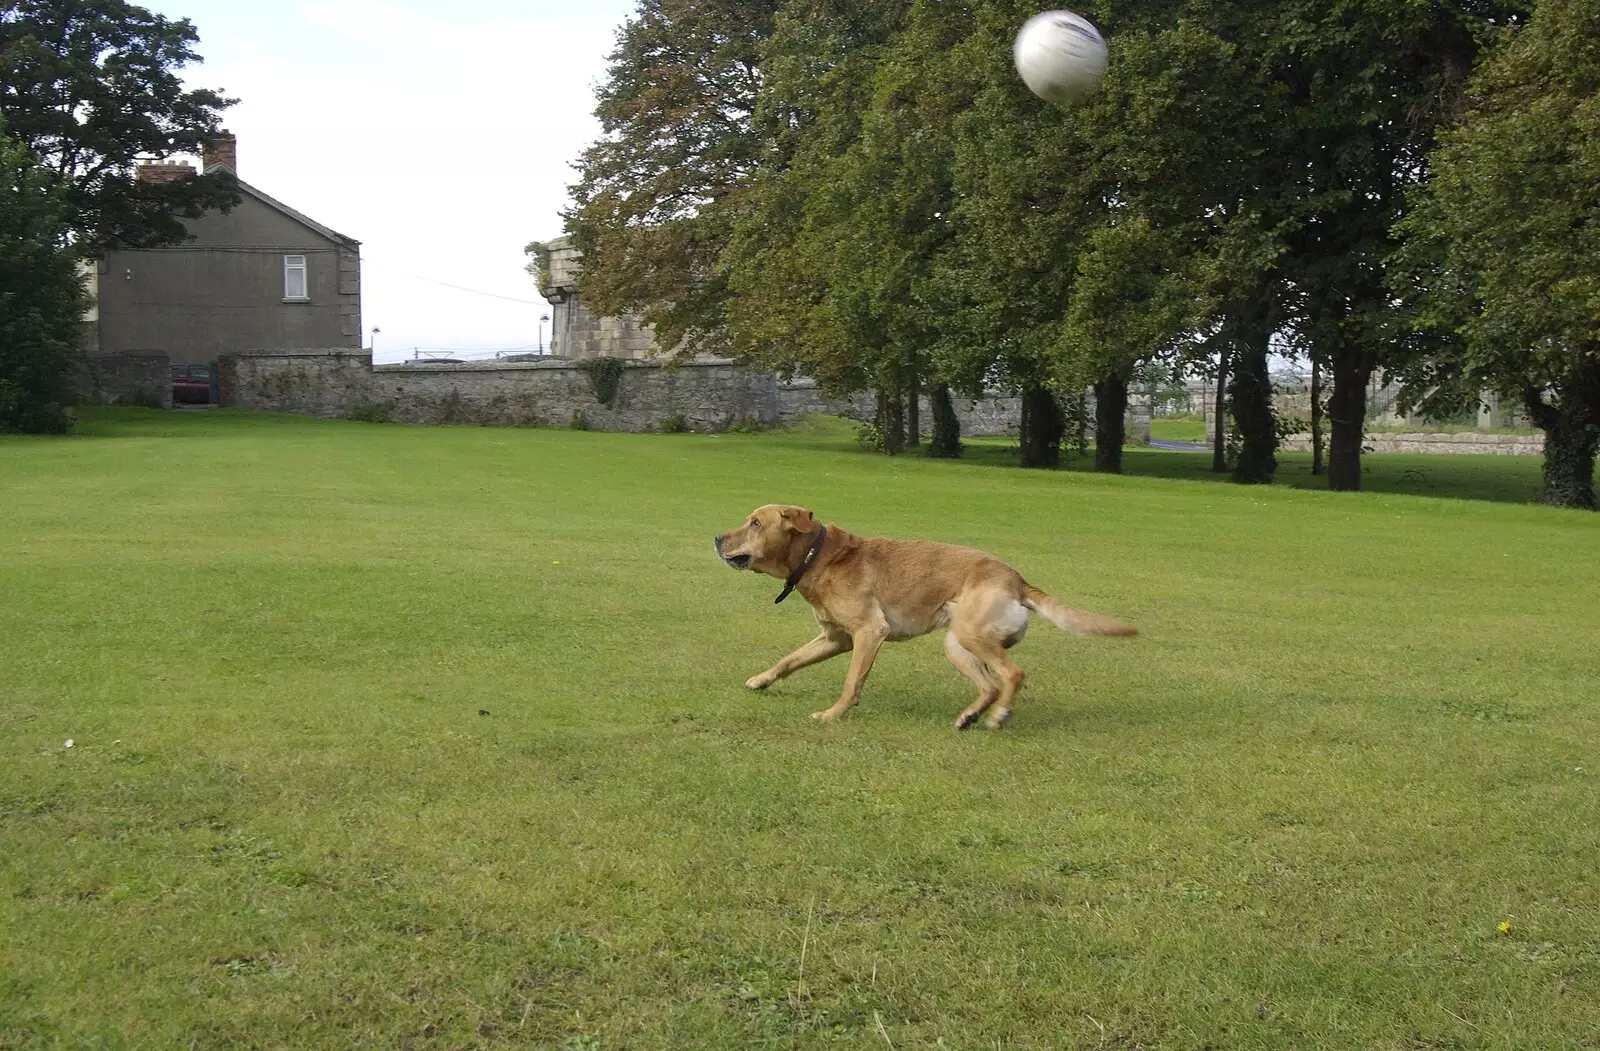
[761,420,1562,506]
[960,439,1560,505]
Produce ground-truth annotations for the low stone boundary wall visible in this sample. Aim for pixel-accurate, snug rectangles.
[1281,432,1543,456]
[78,351,173,408]
[216,349,1062,437]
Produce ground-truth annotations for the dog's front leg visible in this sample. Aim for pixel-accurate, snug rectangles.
[812,621,889,722]
[747,631,852,691]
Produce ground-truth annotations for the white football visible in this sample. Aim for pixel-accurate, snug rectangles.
[1013,10,1108,109]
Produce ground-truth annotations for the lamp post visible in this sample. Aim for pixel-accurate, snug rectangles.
[369,325,381,355]
[539,313,550,355]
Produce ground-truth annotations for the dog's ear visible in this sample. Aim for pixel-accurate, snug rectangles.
[779,506,816,532]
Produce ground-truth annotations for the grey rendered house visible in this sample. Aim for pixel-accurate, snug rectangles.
[86,134,361,389]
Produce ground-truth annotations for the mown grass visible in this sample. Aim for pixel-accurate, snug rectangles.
[1149,416,1210,443]
[2,408,1597,1050]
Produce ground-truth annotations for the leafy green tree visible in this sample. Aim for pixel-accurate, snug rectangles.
[722,0,929,450]
[1264,0,1519,492]
[0,131,86,433]
[0,0,236,251]
[1393,0,1600,509]
[1062,216,1211,473]
[930,0,1102,469]
[564,0,781,357]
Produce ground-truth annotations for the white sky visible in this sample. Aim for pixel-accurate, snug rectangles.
[147,0,636,362]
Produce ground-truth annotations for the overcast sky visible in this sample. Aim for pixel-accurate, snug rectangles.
[146,0,635,362]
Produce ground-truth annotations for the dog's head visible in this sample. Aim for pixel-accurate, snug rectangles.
[714,504,819,579]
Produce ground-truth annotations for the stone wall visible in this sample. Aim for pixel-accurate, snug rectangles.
[214,349,1167,441]
[79,351,173,408]
[1280,432,1544,456]
[216,349,1039,437]
[774,380,1031,438]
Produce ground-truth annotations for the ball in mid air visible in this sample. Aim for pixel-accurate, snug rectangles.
[1013,10,1108,109]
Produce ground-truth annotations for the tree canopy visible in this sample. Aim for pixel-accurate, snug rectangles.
[0,0,237,252]
[1393,0,1600,508]
[0,128,85,433]
[563,0,1592,506]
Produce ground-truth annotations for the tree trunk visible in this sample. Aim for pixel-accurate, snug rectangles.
[1093,372,1128,474]
[906,371,921,448]
[1229,319,1276,485]
[1327,347,1371,492]
[1310,352,1324,476]
[1019,384,1063,469]
[1212,347,1230,473]
[1538,416,1598,510]
[1524,368,1600,510]
[928,384,962,458]
[876,388,906,456]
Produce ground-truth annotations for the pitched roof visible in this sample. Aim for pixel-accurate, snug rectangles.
[206,164,361,249]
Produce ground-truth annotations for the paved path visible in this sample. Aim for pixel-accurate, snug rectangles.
[1148,439,1210,452]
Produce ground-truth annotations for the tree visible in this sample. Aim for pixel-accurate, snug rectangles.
[722,0,945,452]
[932,0,1103,470]
[927,383,962,457]
[0,0,236,252]
[1393,0,1600,509]
[0,130,86,433]
[1262,0,1521,492]
[564,0,781,358]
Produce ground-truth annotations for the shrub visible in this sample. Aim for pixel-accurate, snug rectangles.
[347,403,392,423]
[569,410,590,431]
[659,412,690,433]
[576,357,625,407]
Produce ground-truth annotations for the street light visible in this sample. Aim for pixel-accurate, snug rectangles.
[369,325,381,355]
[539,313,550,355]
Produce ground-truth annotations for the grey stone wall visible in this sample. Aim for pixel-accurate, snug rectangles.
[1280,432,1543,456]
[220,350,788,430]
[79,351,173,408]
[775,381,1027,438]
[1187,373,1533,434]
[213,349,1164,443]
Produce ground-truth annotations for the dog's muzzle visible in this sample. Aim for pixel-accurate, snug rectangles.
[714,534,750,570]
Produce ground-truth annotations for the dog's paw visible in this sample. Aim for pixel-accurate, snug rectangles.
[984,707,1013,731]
[954,710,980,731]
[810,708,842,722]
[745,674,773,691]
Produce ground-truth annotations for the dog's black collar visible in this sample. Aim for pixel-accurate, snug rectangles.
[775,526,827,604]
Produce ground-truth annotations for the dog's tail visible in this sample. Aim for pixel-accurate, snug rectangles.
[1023,584,1137,637]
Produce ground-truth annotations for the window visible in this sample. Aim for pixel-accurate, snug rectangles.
[283,255,308,300]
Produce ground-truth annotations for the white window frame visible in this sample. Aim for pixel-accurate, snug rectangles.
[283,255,308,301]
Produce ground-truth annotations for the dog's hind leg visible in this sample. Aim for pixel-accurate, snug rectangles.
[958,632,1025,730]
[949,589,1028,729]
[946,632,999,731]
[747,631,852,691]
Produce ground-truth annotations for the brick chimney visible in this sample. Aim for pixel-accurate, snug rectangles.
[203,131,237,174]
[135,161,196,185]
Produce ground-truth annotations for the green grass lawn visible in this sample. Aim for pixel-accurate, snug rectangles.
[1149,416,1210,443]
[3,409,1598,1050]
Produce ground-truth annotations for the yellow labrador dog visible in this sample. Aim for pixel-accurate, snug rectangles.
[714,505,1136,729]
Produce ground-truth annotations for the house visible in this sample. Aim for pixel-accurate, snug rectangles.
[84,133,361,398]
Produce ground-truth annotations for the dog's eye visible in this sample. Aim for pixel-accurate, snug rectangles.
[750,519,761,530]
